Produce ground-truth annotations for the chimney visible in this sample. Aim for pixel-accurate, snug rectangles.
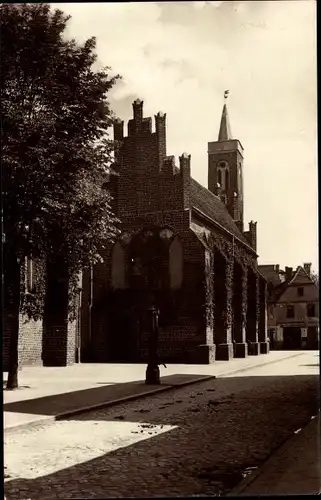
[113,118,124,141]
[179,152,191,210]
[285,266,293,280]
[132,99,143,132]
[303,263,312,276]
[155,112,167,171]
[275,264,280,274]
[248,221,257,252]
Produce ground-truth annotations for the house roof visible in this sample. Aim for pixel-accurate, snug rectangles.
[268,280,290,302]
[268,266,318,302]
[288,266,314,285]
[189,177,250,246]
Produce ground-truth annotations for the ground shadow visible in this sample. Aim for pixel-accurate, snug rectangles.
[3,374,212,416]
[3,383,31,390]
[4,373,320,499]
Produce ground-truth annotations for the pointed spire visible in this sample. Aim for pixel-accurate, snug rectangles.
[218,103,232,141]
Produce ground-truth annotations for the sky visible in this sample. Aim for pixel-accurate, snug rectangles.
[55,1,317,272]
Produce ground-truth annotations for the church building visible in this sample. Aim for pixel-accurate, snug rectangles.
[80,97,270,364]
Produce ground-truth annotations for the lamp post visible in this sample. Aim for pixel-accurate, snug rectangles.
[145,304,161,384]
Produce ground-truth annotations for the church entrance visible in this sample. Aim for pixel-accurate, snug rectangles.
[282,326,302,350]
[108,226,183,363]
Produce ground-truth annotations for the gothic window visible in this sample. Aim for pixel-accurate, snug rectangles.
[225,169,229,189]
[238,163,242,191]
[221,169,226,189]
[169,237,183,290]
[111,241,126,289]
[217,161,229,191]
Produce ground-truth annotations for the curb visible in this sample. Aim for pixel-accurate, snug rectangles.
[55,374,216,420]
[4,352,306,435]
[227,413,319,496]
[4,374,215,435]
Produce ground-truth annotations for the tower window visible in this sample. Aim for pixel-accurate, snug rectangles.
[225,169,229,189]
[218,169,222,185]
[297,287,304,297]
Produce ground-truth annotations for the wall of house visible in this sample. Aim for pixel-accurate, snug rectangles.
[267,275,319,349]
[3,257,79,370]
[3,312,43,371]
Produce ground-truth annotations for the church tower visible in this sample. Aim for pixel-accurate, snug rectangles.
[208,94,244,232]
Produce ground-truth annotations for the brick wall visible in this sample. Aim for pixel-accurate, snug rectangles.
[80,99,260,364]
[3,258,78,370]
[18,315,43,367]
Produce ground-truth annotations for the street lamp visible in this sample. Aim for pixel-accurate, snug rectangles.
[145,305,161,385]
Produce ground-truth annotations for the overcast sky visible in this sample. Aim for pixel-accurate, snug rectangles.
[56,1,317,272]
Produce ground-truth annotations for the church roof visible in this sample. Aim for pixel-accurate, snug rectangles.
[189,177,251,247]
[218,103,232,141]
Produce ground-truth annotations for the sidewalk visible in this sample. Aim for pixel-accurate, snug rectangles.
[3,350,309,433]
[231,414,321,496]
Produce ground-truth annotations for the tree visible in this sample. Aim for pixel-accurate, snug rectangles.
[311,272,319,287]
[1,4,120,389]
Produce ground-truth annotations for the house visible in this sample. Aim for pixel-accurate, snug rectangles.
[80,98,269,364]
[258,263,319,350]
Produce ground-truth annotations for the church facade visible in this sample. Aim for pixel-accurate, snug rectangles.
[80,98,270,364]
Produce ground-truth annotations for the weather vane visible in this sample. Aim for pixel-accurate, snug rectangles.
[224,90,229,100]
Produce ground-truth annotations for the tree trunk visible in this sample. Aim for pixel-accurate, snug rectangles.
[5,251,21,390]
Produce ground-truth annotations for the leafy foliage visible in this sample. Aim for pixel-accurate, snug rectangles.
[311,272,319,287]
[1,3,121,318]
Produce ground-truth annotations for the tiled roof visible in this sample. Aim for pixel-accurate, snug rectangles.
[268,281,290,302]
[189,177,250,246]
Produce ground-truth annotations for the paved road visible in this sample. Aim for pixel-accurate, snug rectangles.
[4,352,319,499]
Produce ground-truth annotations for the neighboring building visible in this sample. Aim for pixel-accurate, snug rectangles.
[258,263,319,350]
[80,98,269,364]
[3,255,80,370]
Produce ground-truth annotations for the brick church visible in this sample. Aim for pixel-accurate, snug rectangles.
[80,98,270,364]
[3,97,270,369]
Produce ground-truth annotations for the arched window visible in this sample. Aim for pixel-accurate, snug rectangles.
[111,241,126,289]
[169,237,183,290]
[217,161,229,192]
[225,169,229,189]
[217,169,222,185]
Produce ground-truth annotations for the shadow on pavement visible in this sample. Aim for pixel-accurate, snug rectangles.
[4,373,320,499]
[4,374,210,417]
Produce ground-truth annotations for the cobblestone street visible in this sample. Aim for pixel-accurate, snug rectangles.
[4,352,319,499]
